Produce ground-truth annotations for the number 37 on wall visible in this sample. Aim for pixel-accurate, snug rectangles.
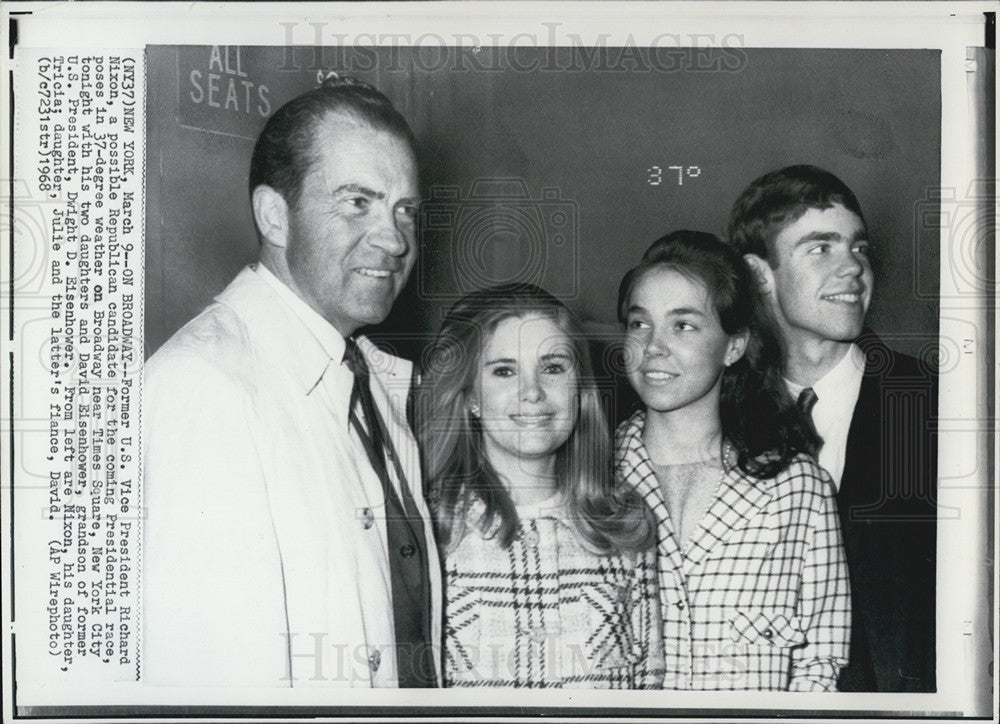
[647,165,701,186]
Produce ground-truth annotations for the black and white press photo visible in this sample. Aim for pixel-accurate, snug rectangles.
[3,3,994,721]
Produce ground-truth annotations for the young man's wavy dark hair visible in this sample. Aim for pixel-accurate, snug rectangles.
[617,230,821,478]
[727,164,867,262]
[419,283,656,554]
[248,74,417,214]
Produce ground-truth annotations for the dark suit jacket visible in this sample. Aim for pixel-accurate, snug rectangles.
[837,332,938,692]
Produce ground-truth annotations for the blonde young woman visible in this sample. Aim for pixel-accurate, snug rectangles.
[420,284,663,688]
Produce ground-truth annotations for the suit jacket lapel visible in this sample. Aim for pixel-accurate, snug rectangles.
[840,358,880,517]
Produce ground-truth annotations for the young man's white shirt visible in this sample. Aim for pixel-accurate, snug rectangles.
[785,343,865,491]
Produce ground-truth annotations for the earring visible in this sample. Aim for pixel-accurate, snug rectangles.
[469,403,480,417]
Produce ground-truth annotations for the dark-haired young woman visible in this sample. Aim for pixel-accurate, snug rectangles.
[615,230,850,691]
[420,284,663,688]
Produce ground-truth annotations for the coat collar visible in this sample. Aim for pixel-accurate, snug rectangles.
[214,266,409,395]
[615,410,772,572]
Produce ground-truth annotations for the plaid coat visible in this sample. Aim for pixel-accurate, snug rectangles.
[615,411,851,691]
[442,499,665,688]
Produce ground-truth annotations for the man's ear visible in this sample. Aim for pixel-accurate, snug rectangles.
[252,185,290,249]
[744,253,774,295]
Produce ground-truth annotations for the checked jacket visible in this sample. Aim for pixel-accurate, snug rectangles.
[442,497,665,688]
[615,411,851,691]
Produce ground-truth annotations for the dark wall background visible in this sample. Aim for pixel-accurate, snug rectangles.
[145,45,941,369]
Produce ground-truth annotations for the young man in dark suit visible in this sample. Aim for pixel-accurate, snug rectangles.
[728,165,937,692]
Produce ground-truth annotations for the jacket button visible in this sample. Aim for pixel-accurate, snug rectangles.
[676,600,685,609]
[400,544,417,558]
[361,508,374,530]
[616,584,629,603]
[529,626,547,643]
[523,529,540,547]
[368,649,381,671]
[762,627,774,640]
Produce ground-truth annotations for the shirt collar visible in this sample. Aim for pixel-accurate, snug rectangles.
[515,491,565,522]
[463,491,570,534]
[255,263,347,392]
[786,343,865,400]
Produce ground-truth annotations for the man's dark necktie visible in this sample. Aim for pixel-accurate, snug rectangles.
[797,387,822,455]
[343,338,436,687]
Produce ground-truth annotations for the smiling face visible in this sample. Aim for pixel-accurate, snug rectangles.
[758,203,873,352]
[473,314,579,470]
[282,112,420,337]
[624,266,746,417]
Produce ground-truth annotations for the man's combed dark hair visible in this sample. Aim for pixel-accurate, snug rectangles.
[419,284,656,554]
[617,230,821,478]
[248,74,417,210]
[727,164,866,261]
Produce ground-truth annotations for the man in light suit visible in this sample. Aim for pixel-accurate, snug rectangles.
[142,76,440,688]
[728,165,937,692]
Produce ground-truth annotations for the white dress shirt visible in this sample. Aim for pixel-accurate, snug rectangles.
[785,344,866,491]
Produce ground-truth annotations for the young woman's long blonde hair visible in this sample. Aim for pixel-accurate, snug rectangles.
[418,283,655,554]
